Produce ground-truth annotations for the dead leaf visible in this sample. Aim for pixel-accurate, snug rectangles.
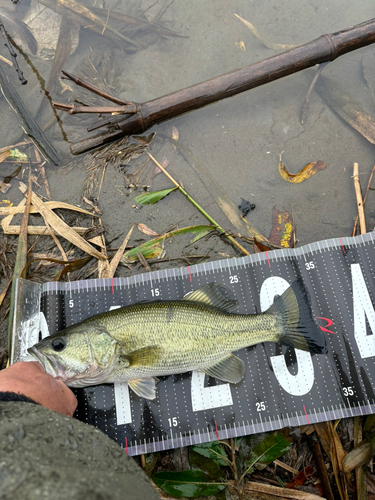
[286,465,316,489]
[269,207,295,248]
[314,421,350,500]
[137,223,159,236]
[0,276,12,307]
[19,182,104,260]
[137,251,151,271]
[253,237,273,253]
[234,13,295,50]
[171,125,179,141]
[0,183,11,194]
[366,471,375,496]
[83,196,102,214]
[102,225,134,278]
[83,225,105,240]
[0,200,97,217]
[278,154,328,183]
[0,150,11,163]
[235,40,246,51]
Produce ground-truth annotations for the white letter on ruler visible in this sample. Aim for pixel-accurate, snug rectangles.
[352,263,375,358]
[109,306,133,425]
[262,277,315,396]
[191,371,233,411]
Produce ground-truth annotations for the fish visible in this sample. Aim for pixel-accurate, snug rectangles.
[28,279,327,400]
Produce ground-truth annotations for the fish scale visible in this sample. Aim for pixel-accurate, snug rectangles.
[90,301,280,375]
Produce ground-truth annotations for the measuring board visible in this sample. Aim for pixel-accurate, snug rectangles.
[11,232,375,456]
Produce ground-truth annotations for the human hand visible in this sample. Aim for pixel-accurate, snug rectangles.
[0,361,77,417]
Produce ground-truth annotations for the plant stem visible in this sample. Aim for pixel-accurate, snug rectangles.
[230,438,243,500]
[147,153,249,256]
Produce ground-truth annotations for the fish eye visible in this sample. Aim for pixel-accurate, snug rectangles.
[51,338,66,352]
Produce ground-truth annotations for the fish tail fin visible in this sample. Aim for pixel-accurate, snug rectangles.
[266,279,327,354]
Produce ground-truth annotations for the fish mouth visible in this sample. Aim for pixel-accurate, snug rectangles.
[28,346,64,379]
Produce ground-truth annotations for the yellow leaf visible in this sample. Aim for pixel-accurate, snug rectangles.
[278,154,328,183]
[235,41,246,51]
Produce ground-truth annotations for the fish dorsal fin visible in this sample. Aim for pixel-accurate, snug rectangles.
[183,283,238,312]
[203,354,245,384]
[123,346,163,367]
[129,378,157,399]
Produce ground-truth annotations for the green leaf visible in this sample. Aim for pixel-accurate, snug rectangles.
[191,442,229,467]
[152,470,225,498]
[190,227,215,243]
[244,432,292,475]
[134,187,177,205]
[189,449,226,480]
[121,225,215,262]
[10,148,28,161]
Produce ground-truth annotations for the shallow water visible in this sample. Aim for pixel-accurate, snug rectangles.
[1,0,375,270]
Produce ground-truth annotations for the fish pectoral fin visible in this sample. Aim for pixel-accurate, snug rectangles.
[183,283,238,312]
[125,346,163,366]
[203,354,245,384]
[129,378,157,399]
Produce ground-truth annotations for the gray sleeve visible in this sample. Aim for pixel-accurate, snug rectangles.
[0,401,160,500]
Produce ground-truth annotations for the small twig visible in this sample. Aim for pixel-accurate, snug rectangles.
[147,153,249,256]
[44,218,68,264]
[97,165,107,201]
[230,438,243,500]
[52,103,137,114]
[0,18,27,84]
[354,417,366,500]
[273,459,298,475]
[301,62,328,124]
[37,163,51,199]
[308,433,335,500]
[240,480,324,499]
[0,55,12,66]
[60,70,132,105]
[101,6,110,35]
[137,252,151,271]
[352,165,375,236]
[353,163,366,235]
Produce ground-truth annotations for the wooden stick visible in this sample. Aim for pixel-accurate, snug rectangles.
[308,434,335,500]
[63,18,375,154]
[231,480,326,499]
[352,165,375,236]
[353,163,366,234]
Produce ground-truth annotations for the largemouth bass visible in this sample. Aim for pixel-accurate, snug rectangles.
[29,280,326,399]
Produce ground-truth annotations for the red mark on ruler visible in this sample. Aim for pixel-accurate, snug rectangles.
[266,252,271,267]
[125,437,128,454]
[316,317,335,334]
[339,238,346,254]
[214,421,219,440]
[111,278,114,295]
[303,405,310,424]
[188,267,192,282]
